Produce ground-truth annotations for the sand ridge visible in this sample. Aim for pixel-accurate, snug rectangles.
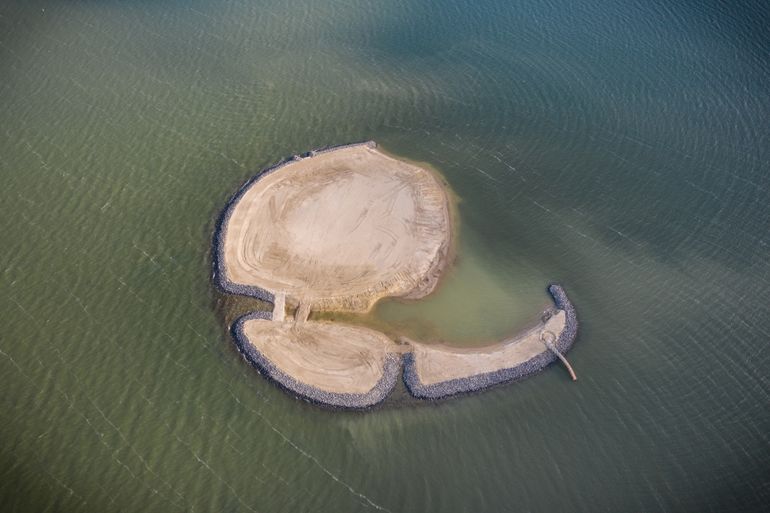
[408,311,567,385]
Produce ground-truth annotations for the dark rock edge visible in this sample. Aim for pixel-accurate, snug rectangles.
[231,310,402,409]
[212,140,377,302]
[229,284,577,408]
[402,284,579,400]
[212,142,578,408]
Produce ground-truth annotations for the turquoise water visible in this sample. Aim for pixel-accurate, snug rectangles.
[1,0,769,511]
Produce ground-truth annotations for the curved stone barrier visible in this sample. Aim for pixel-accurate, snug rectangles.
[211,141,377,303]
[231,311,402,409]
[403,284,579,400]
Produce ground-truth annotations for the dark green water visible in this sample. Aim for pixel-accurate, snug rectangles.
[1,0,769,511]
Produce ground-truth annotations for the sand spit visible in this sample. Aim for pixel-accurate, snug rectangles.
[214,142,578,408]
[403,284,579,400]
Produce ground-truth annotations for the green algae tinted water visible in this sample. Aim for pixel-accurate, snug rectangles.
[1,0,769,511]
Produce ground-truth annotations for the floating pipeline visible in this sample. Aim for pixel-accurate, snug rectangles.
[230,310,402,409]
[211,141,377,303]
[403,283,579,400]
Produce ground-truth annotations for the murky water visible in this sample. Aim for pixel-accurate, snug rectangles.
[1,0,769,511]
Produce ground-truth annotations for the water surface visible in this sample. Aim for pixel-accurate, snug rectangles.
[1,0,769,512]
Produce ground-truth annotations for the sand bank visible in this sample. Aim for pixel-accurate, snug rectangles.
[216,141,451,313]
[229,284,577,407]
[215,142,578,408]
[232,311,402,408]
[403,284,579,399]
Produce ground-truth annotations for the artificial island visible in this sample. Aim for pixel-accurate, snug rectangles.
[214,141,578,408]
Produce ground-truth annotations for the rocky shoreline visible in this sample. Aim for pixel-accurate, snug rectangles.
[227,284,577,408]
[213,144,578,409]
[211,140,377,302]
[231,311,402,409]
[402,284,578,400]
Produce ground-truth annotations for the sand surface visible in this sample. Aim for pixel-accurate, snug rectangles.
[240,318,396,394]
[223,143,569,402]
[223,144,451,312]
[410,310,567,385]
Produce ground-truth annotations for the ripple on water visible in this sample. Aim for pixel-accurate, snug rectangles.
[1,0,769,511]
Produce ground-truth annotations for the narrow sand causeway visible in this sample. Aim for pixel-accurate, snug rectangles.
[216,142,578,408]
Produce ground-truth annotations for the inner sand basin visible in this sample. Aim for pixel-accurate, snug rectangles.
[216,142,578,408]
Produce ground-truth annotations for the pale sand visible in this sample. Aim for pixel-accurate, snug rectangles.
[240,318,397,394]
[222,144,451,312]
[221,144,574,404]
[237,307,569,397]
[409,310,567,386]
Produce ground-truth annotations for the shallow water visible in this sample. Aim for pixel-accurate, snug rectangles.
[1,0,769,512]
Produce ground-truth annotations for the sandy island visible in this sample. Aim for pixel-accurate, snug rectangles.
[215,142,578,408]
[220,142,451,313]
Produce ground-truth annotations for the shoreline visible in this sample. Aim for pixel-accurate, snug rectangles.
[212,142,578,409]
[213,140,453,313]
[230,311,402,409]
[212,141,379,304]
[372,146,461,303]
[228,283,578,408]
[402,284,579,400]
